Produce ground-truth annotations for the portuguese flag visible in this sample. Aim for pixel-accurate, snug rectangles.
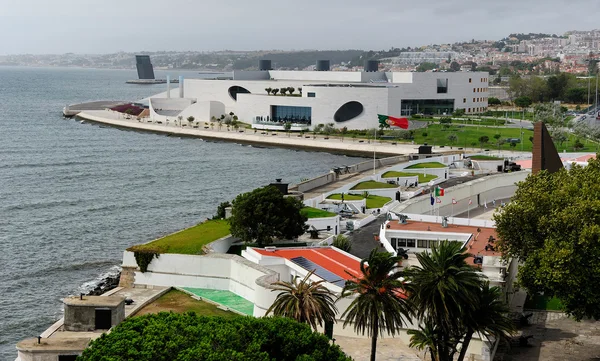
[377,114,409,129]
[435,186,445,197]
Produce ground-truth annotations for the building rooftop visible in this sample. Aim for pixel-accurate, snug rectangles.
[386,220,500,258]
[251,247,362,281]
[63,295,125,307]
[16,337,91,352]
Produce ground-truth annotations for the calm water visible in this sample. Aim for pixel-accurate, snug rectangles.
[0,67,361,360]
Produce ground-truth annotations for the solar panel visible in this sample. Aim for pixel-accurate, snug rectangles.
[290,256,346,287]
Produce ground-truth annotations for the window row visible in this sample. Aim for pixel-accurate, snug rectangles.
[463,97,489,103]
[473,88,488,93]
[390,238,463,250]
[469,78,488,83]
[467,107,488,113]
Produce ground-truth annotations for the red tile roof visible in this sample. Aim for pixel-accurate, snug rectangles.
[252,247,362,280]
[386,220,500,259]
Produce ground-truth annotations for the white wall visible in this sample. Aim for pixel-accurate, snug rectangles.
[269,70,364,82]
[178,101,225,122]
[390,171,530,218]
[146,75,489,130]
[305,216,341,235]
[122,251,279,316]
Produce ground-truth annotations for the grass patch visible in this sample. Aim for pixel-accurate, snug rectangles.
[381,171,437,183]
[134,289,238,318]
[326,193,392,209]
[351,181,398,190]
[365,195,392,208]
[129,219,230,255]
[300,207,337,218]
[414,124,596,152]
[227,242,308,255]
[405,162,447,169]
[469,155,503,160]
[524,294,564,311]
[327,193,364,201]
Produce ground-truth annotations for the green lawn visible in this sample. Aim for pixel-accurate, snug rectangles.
[327,193,364,201]
[365,195,393,208]
[351,180,398,190]
[524,294,564,311]
[405,162,447,169]
[300,207,337,218]
[414,124,596,152]
[469,155,503,160]
[327,193,392,208]
[128,219,230,255]
[135,289,238,318]
[381,171,437,183]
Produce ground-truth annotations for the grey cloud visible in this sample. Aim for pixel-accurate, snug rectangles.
[0,0,598,54]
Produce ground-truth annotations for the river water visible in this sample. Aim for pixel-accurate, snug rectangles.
[0,66,361,360]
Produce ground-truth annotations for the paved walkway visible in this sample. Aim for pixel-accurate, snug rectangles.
[335,336,422,361]
[182,288,254,316]
[77,110,432,157]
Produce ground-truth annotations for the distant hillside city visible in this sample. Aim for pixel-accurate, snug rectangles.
[2,29,599,77]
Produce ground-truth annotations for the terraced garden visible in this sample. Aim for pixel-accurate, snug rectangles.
[327,193,392,209]
[381,171,437,183]
[128,219,230,255]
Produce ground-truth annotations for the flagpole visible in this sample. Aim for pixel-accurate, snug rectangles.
[373,127,376,174]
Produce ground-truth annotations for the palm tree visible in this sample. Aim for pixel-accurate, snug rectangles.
[266,270,337,331]
[340,249,412,361]
[408,318,443,361]
[404,241,482,361]
[456,282,515,361]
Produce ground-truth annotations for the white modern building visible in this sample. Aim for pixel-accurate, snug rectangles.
[148,63,490,130]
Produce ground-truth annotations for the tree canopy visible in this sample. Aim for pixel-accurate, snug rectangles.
[79,313,350,361]
[494,158,600,320]
[341,249,412,361]
[267,270,338,331]
[405,241,513,361]
[229,186,307,246]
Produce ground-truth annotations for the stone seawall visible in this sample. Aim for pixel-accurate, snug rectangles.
[76,110,449,158]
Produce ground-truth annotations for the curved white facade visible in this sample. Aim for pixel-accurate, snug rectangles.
[149,70,489,130]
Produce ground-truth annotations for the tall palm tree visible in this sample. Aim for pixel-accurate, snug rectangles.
[404,241,482,361]
[266,270,337,331]
[456,282,515,361]
[340,249,412,361]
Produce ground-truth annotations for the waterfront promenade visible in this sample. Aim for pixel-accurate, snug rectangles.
[76,110,462,157]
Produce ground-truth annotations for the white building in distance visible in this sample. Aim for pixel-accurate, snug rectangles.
[148,63,490,130]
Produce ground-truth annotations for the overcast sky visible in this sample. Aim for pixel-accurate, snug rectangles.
[1,0,599,55]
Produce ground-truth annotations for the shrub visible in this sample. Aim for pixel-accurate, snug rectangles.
[214,201,231,219]
[79,313,351,361]
[332,235,352,252]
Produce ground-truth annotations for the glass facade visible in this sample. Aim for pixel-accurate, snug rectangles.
[389,237,462,251]
[400,99,454,116]
[271,105,312,124]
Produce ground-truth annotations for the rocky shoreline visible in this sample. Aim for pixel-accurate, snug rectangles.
[85,271,121,296]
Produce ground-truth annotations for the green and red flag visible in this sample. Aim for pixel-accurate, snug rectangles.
[377,114,409,129]
[435,186,445,196]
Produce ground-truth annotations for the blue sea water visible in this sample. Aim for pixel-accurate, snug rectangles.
[0,66,361,360]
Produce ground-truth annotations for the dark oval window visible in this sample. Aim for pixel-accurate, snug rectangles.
[228,86,251,101]
[334,101,363,122]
